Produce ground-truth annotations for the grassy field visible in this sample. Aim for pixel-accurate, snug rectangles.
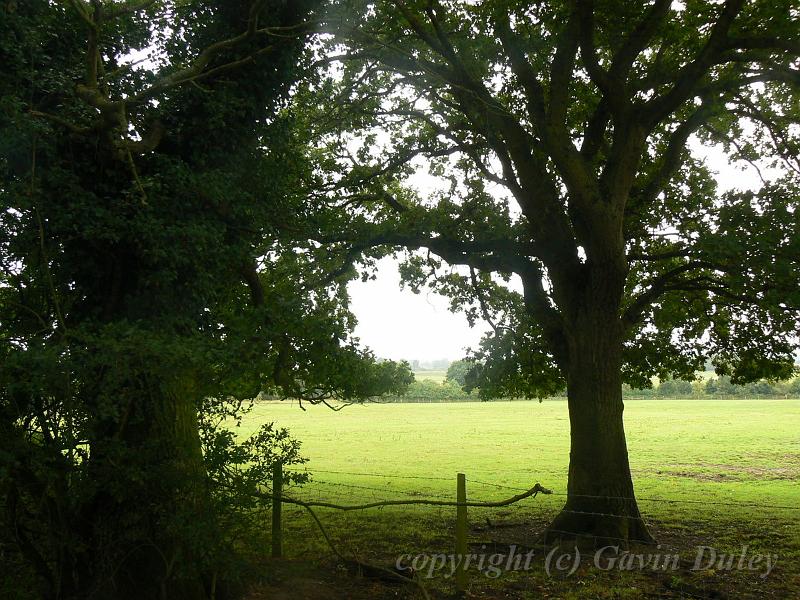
[412,369,449,382]
[242,399,800,599]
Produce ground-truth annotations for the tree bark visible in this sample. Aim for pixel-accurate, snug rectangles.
[544,302,655,546]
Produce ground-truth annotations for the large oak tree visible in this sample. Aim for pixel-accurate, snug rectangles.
[312,0,800,543]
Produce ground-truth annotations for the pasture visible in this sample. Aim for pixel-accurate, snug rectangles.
[243,399,800,599]
[412,370,449,382]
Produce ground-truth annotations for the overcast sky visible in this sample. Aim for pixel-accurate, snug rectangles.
[348,257,490,362]
[346,141,773,363]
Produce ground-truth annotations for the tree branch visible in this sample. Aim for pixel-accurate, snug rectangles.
[622,260,715,328]
[469,267,506,335]
[493,12,547,130]
[576,0,613,96]
[628,98,722,219]
[608,0,672,85]
[640,0,745,128]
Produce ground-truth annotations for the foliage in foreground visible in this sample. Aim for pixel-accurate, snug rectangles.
[0,1,411,598]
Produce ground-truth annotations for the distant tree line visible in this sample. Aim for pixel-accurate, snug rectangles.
[624,375,800,400]
[382,363,800,402]
[409,359,452,371]
[402,379,475,401]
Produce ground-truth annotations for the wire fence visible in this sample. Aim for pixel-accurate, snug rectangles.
[292,468,800,511]
[278,468,800,537]
[467,477,800,510]
[266,464,800,596]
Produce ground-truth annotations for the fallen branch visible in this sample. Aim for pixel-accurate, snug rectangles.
[280,482,552,511]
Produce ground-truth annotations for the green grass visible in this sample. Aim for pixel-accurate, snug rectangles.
[240,399,800,598]
[244,399,800,505]
[411,369,448,382]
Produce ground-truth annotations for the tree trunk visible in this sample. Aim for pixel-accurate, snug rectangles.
[80,377,218,600]
[545,305,655,547]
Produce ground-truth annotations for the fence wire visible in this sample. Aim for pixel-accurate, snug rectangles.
[267,465,798,600]
[292,470,800,512]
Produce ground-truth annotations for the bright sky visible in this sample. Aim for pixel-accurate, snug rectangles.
[348,257,490,362]
[347,141,774,363]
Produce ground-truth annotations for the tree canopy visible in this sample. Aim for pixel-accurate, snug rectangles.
[312,0,800,393]
[445,358,476,387]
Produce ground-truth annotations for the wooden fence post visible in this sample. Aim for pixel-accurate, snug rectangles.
[455,472,467,595]
[271,461,283,558]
